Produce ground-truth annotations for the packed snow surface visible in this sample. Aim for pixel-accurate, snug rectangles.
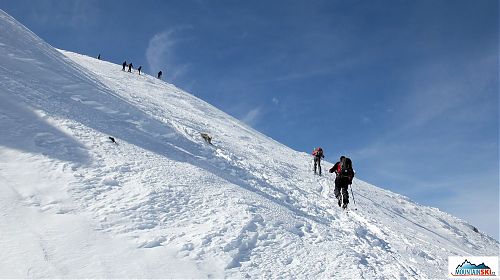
[0,9,498,278]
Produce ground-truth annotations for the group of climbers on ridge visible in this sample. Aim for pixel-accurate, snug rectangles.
[97,53,161,79]
[121,60,162,79]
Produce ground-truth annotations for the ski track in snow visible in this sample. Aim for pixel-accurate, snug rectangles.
[0,9,498,278]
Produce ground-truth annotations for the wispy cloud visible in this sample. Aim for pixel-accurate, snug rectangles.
[360,116,372,125]
[241,107,262,126]
[399,51,498,130]
[348,49,499,239]
[352,49,498,161]
[145,30,176,75]
[67,1,99,28]
[28,0,101,29]
[145,27,192,81]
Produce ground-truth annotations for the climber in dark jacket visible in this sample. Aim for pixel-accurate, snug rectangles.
[329,156,355,208]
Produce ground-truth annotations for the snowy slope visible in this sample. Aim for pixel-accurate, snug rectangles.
[0,9,498,278]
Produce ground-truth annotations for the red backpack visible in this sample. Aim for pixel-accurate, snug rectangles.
[312,147,323,157]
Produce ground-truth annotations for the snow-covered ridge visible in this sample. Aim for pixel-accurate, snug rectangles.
[0,9,497,278]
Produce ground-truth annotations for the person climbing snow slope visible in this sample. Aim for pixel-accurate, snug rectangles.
[312,147,324,176]
[329,156,355,209]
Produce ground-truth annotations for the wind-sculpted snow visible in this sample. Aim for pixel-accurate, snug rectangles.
[0,9,498,278]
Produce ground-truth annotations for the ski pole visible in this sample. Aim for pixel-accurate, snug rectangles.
[350,184,356,205]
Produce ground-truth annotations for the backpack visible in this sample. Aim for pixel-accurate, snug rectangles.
[312,147,323,157]
[337,157,353,178]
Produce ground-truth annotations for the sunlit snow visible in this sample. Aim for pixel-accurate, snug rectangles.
[0,9,497,278]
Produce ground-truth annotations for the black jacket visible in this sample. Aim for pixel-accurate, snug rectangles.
[329,159,355,183]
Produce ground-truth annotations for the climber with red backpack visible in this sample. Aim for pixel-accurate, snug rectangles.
[312,147,325,176]
[329,156,355,209]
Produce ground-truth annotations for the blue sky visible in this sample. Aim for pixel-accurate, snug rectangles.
[1,0,498,240]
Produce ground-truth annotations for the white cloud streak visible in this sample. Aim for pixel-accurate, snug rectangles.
[29,0,100,29]
[241,107,262,126]
[349,50,499,239]
[399,51,498,130]
[145,31,176,75]
[145,27,192,81]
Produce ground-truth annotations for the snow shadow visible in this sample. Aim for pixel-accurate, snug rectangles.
[0,92,90,164]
